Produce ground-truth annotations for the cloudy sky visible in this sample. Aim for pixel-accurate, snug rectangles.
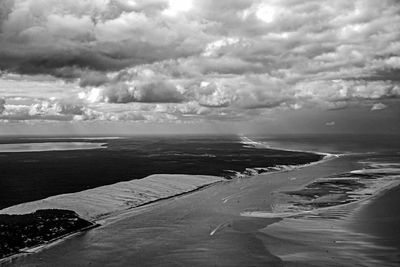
[0,0,399,135]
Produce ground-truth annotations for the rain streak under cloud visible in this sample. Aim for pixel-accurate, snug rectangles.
[0,0,399,131]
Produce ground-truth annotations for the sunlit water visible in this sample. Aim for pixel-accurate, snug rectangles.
[1,134,399,266]
[0,135,319,209]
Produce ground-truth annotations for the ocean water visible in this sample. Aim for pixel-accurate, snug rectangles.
[0,135,320,209]
[1,134,399,266]
[252,134,400,154]
[249,134,400,266]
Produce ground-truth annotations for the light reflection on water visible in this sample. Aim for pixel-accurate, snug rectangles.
[263,214,400,267]
[2,135,400,266]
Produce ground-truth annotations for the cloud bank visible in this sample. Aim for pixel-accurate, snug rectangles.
[0,0,400,123]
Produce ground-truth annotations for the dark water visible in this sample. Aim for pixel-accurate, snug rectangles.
[1,134,399,266]
[3,153,355,267]
[253,134,400,265]
[0,135,320,209]
[351,175,400,251]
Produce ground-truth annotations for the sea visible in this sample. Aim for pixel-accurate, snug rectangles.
[0,135,320,209]
[0,134,399,266]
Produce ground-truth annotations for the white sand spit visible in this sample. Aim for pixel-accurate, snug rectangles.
[0,174,224,221]
[0,142,106,152]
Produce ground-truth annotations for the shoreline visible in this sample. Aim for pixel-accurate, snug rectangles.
[258,184,400,265]
[97,153,338,228]
[0,179,224,265]
[0,140,331,264]
[241,155,400,219]
[1,137,397,266]
[241,178,400,219]
[0,223,100,265]
[240,135,336,156]
[0,176,226,264]
[239,154,400,266]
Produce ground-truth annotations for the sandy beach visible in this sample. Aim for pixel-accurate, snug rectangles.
[1,135,399,266]
[1,0,399,264]
[0,145,328,264]
[0,142,107,153]
[0,153,324,263]
[3,152,386,267]
[0,174,225,221]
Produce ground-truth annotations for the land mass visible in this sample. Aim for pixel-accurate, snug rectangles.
[0,174,225,261]
[0,141,325,262]
[0,209,95,259]
[0,142,107,153]
[0,174,225,222]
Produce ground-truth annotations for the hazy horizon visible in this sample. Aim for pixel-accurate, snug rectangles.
[1,0,400,135]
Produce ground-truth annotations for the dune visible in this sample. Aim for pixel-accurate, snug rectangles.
[0,174,224,221]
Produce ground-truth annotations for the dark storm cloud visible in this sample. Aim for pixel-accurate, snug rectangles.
[1,0,400,122]
[79,71,109,87]
[0,0,210,78]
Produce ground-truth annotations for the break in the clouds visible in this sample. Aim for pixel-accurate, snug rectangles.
[0,0,400,123]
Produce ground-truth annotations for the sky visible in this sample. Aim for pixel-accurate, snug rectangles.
[0,0,399,135]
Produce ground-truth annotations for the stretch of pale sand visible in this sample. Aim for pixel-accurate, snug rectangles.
[25,137,122,140]
[0,174,224,221]
[0,142,106,153]
[239,160,400,267]
[3,153,366,267]
[241,163,400,219]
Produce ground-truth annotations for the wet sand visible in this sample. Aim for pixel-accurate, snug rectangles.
[350,184,400,251]
[3,155,366,266]
[251,159,400,266]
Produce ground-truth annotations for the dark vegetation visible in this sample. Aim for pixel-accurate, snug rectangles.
[0,209,94,259]
[0,136,322,209]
